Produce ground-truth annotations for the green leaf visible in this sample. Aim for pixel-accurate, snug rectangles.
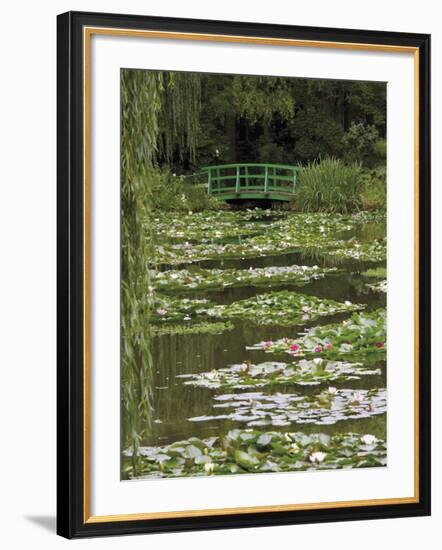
[187,437,207,451]
[257,433,272,446]
[194,455,212,465]
[185,444,203,459]
[234,450,259,470]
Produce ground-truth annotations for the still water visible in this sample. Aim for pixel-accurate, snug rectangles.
[145,214,386,447]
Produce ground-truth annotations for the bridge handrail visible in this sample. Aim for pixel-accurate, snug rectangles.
[200,163,300,172]
[195,163,300,201]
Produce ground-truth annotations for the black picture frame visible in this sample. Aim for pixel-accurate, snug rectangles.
[57,10,431,539]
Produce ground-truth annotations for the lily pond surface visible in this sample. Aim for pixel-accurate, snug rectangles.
[124,209,387,479]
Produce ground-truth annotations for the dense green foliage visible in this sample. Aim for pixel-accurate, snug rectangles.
[294,158,363,213]
[122,70,386,215]
[161,74,386,171]
[147,170,222,211]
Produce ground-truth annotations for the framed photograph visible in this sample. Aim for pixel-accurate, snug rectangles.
[57,11,431,538]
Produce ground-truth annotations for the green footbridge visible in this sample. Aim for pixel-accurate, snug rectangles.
[201,163,299,202]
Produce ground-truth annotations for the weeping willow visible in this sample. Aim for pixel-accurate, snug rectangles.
[232,75,295,125]
[157,72,201,163]
[120,69,200,472]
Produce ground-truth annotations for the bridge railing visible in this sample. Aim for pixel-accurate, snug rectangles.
[200,163,299,199]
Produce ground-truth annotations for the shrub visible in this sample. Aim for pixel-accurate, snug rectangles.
[373,138,386,160]
[342,123,379,165]
[294,157,363,213]
[360,166,387,210]
[148,169,224,211]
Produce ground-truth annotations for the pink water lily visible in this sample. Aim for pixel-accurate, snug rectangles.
[324,342,332,350]
[289,343,300,352]
[375,342,385,348]
[263,341,273,349]
[352,392,365,403]
[314,345,323,353]
[157,308,168,316]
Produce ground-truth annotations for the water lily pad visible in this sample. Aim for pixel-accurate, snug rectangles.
[326,238,386,262]
[188,388,387,427]
[153,264,338,292]
[361,267,387,278]
[152,295,215,324]
[153,211,385,265]
[150,208,285,242]
[124,429,386,479]
[153,321,234,336]
[206,291,364,327]
[178,359,381,390]
[152,291,364,327]
[248,309,386,360]
[366,280,387,293]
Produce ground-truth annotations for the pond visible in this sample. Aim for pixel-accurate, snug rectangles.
[123,209,387,479]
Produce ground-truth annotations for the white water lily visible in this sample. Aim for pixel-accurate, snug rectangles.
[204,462,215,475]
[361,434,377,446]
[313,358,324,366]
[344,300,352,306]
[309,451,327,464]
[328,386,338,394]
[289,443,300,453]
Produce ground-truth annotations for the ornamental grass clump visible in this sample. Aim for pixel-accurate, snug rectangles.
[295,157,363,213]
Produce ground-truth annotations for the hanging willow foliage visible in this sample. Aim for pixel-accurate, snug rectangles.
[157,71,201,163]
[121,69,159,471]
[120,69,201,472]
[232,75,295,125]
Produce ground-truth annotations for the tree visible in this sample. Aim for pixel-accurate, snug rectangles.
[120,69,200,470]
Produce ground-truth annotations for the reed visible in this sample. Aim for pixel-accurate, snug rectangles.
[295,157,363,213]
